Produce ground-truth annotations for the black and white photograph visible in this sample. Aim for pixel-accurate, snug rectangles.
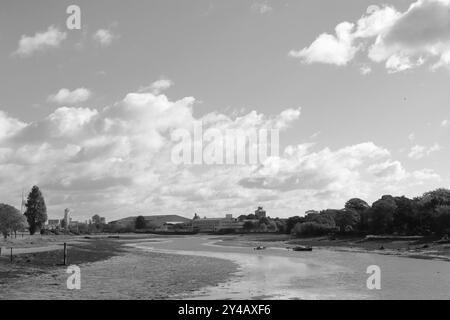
[1,0,450,306]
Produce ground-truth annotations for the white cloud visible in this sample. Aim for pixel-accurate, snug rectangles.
[47,107,98,137]
[408,143,442,159]
[0,86,442,220]
[367,160,407,181]
[411,168,441,181]
[441,119,449,127]
[251,2,273,14]
[14,26,67,57]
[0,111,27,141]
[93,29,115,46]
[138,79,174,94]
[359,65,372,75]
[48,88,92,105]
[289,22,358,66]
[291,0,450,72]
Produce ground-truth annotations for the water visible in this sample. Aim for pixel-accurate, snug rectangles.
[132,236,450,300]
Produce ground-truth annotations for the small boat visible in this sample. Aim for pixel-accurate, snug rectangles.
[253,246,266,250]
[292,246,312,252]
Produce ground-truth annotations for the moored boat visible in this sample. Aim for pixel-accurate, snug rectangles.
[292,246,312,252]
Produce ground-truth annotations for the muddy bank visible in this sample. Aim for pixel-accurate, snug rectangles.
[0,237,239,300]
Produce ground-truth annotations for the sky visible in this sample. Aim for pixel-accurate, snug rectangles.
[0,0,448,221]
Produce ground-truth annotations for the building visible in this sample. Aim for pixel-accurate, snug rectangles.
[192,217,222,232]
[156,221,193,232]
[192,214,244,233]
[255,207,266,219]
[109,215,191,229]
[47,219,60,230]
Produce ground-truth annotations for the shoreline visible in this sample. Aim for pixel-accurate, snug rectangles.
[213,233,450,262]
[2,233,450,299]
[129,235,450,299]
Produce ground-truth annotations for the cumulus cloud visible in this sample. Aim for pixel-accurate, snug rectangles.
[408,143,442,159]
[0,111,27,141]
[93,29,115,46]
[289,22,358,66]
[237,140,440,211]
[48,88,92,105]
[0,86,441,220]
[290,0,450,72]
[138,79,174,94]
[14,26,67,57]
[367,160,407,181]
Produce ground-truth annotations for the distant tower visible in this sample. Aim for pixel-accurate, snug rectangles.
[64,208,71,229]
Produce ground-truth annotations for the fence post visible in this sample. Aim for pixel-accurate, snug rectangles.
[0,247,2,256]
[63,243,67,266]
[10,247,13,262]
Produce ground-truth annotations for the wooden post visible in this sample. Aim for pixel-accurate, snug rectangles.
[63,243,67,266]
[10,247,13,262]
[0,247,2,256]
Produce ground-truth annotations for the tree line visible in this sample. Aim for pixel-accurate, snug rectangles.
[2,186,450,239]
[286,188,450,238]
[0,185,47,239]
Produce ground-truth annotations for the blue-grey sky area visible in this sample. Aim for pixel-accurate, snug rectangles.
[0,0,448,221]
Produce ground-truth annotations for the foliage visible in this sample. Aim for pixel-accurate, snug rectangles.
[285,216,305,234]
[367,195,396,234]
[24,186,47,235]
[334,209,360,233]
[135,216,147,229]
[0,204,26,239]
[293,222,336,237]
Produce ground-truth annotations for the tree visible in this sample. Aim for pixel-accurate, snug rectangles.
[345,198,370,231]
[306,211,336,228]
[274,220,286,233]
[368,195,396,234]
[243,221,254,231]
[334,209,360,233]
[285,216,305,234]
[345,198,370,212]
[0,204,25,239]
[237,215,247,221]
[135,216,147,229]
[24,186,47,235]
[432,206,450,235]
[293,222,335,237]
[421,188,450,209]
[392,196,416,234]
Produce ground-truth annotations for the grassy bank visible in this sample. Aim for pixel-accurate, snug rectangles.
[0,237,126,284]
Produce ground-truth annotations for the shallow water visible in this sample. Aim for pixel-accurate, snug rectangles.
[132,236,450,300]
[2,236,450,299]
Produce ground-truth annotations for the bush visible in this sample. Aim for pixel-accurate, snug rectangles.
[293,222,336,237]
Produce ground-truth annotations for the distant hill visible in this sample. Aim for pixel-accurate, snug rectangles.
[109,215,191,227]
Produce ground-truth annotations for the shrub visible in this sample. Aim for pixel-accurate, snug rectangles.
[293,222,336,237]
